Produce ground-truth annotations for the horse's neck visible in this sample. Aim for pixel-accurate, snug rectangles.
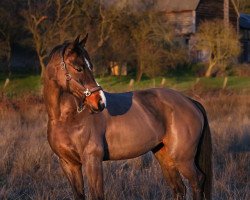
[43,76,61,121]
[44,77,89,122]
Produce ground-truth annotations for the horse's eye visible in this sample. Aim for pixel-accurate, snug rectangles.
[73,65,82,72]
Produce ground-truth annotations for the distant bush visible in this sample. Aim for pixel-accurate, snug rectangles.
[231,64,250,77]
[166,63,207,77]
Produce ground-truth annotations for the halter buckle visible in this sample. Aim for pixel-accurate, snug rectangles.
[77,105,85,113]
[65,73,72,81]
[83,88,91,97]
[60,61,66,70]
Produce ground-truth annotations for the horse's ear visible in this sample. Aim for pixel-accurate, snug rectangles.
[79,33,88,47]
[73,35,80,48]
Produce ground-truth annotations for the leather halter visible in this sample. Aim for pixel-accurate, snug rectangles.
[60,45,102,113]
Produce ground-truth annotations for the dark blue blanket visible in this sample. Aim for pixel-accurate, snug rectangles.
[104,91,133,116]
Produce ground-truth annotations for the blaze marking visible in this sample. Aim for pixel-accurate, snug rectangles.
[96,81,106,107]
[84,57,91,71]
[99,90,107,107]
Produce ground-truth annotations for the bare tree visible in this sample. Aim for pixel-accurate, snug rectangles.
[89,0,188,81]
[235,0,250,13]
[0,21,11,76]
[0,0,25,76]
[131,11,187,81]
[78,0,123,54]
[23,0,80,77]
[193,19,241,77]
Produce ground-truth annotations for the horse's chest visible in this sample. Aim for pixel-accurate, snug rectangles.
[48,122,89,157]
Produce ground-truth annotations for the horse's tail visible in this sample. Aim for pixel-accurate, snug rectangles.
[191,99,213,200]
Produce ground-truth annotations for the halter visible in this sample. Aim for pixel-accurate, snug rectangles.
[60,45,102,113]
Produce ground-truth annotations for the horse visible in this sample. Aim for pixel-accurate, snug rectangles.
[43,35,212,200]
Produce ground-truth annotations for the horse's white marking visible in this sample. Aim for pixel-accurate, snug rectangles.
[99,90,107,107]
[84,57,92,71]
[96,81,106,107]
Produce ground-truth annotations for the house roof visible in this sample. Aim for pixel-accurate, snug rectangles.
[240,14,250,29]
[155,0,200,13]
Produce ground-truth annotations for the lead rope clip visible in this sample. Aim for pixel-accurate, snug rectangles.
[77,105,85,113]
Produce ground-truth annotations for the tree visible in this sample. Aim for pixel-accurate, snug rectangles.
[235,0,250,13]
[193,20,241,77]
[22,0,81,77]
[0,0,26,76]
[94,0,188,81]
[77,0,123,55]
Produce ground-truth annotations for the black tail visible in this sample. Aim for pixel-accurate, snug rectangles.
[191,99,213,200]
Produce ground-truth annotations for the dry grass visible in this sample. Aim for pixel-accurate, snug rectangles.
[0,91,249,200]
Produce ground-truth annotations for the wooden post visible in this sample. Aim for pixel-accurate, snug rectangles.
[128,79,134,90]
[152,79,156,88]
[222,76,228,89]
[192,77,200,90]
[3,78,10,89]
[160,78,166,87]
[195,77,200,84]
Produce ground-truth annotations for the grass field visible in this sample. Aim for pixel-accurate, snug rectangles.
[0,75,249,199]
[0,74,250,96]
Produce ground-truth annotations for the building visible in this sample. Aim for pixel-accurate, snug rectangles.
[154,0,245,63]
[240,13,250,63]
[155,0,239,37]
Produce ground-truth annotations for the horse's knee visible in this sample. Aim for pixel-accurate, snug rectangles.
[166,168,186,199]
[191,169,205,200]
[174,190,186,200]
[154,149,187,199]
[190,175,204,200]
[176,162,205,200]
[192,187,203,200]
[73,192,85,200]
[83,156,104,200]
[197,169,205,187]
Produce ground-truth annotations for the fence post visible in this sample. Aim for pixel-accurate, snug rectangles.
[222,77,228,89]
[160,78,166,87]
[128,79,134,90]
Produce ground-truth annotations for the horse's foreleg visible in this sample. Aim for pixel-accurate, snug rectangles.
[83,156,104,200]
[60,159,85,200]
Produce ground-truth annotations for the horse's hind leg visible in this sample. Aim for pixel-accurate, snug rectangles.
[153,146,186,199]
[176,161,204,200]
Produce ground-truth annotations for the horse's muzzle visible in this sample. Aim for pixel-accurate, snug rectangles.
[89,99,105,114]
[98,100,105,112]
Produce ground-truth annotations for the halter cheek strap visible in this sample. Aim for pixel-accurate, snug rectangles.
[60,45,102,113]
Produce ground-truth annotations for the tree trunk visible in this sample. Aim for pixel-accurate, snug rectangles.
[38,54,46,78]
[136,62,143,82]
[6,38,12,77]
[205,62,216,77]
[224,0,229,27]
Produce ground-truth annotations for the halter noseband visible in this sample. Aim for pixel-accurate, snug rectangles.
[60,45,102,113]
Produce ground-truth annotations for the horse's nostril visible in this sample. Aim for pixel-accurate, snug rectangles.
[98,100,105,111]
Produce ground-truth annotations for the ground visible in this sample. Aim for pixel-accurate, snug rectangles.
[0,75,249,199]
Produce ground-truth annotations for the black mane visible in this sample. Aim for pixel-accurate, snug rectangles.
[47,41,70,65]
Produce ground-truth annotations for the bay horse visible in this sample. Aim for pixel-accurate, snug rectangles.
[43,35,212,200]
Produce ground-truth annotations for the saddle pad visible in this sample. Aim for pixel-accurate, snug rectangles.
[104,91,133,116]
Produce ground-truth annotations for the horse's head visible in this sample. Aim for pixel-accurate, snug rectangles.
[46,34,106,113]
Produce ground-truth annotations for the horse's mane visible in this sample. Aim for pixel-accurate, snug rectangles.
[47,41,71,65]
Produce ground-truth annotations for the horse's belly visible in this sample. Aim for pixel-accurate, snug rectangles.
[104,112,165,160]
